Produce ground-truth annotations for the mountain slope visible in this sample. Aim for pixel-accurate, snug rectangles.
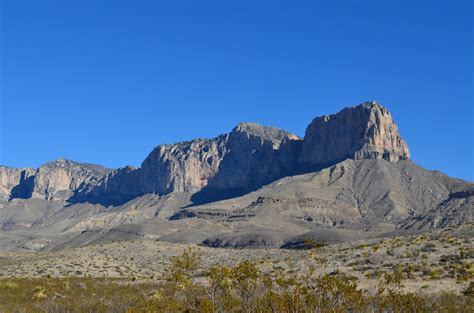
[0,101,471,251]
[171,159,473,247]
[72,122,301,205]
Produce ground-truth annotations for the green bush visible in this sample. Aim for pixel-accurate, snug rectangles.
[0,248,472,312]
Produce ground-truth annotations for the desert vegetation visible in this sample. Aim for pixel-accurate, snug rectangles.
[0,244,473,312]
[0,225,472,312]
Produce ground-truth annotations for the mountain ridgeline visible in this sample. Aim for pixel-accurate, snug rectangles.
[0,101,472,251]
[1,101,411,204]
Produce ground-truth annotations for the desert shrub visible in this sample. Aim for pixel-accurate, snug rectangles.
[0,281,18,289]
[303,238,328,250]
[372,244,381,251]
[421,242,436,252]
[304,273,366,311]
[461,282,474,297]
[0,248,473,312]
[158,246,210,312]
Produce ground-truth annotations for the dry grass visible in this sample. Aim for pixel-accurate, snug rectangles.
[0,247,472,312]
[0,225,472,311]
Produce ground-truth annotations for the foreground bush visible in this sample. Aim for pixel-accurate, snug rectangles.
[0,247,472,312]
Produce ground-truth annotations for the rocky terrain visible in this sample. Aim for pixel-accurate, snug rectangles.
[298,102,410,167]
[1,223,472,295]
[0,159,110,202]
[0,101,472,252]
[0,223,472,312]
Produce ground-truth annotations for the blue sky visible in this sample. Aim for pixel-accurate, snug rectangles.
[0,0,472,181]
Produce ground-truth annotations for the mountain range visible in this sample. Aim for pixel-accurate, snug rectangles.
[1,101,472,251]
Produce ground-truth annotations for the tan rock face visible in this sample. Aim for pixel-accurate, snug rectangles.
[79,123,302,204]
[140,135,229,194]
[197,123,302,198]
[298,101,410,166]
[0,167,35,200]
[140,123,302,196]
[2,101,409,206]
[1,159,110,201]
[31,159,111,201]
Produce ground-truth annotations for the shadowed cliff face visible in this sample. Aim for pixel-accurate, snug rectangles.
[191,123,302,203]
[140,122,302,198]
[2,101,412,206]
[69,166,142,206]
[0,167,35,199]
[74,123,302,205]
[1,160,110,202]
[298,101,410,168]
[0,101,472,251]
[30,159,111,201]
[140,135,230,194]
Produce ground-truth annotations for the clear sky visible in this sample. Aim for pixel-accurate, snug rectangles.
[0,0,472,181]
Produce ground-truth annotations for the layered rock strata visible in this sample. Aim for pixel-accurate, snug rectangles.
[298,101,410,167]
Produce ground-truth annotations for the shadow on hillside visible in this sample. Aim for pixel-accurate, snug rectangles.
[67,192,141,207]
[9,175,35,200]
[67,158,345,209]
[189,161,337,206]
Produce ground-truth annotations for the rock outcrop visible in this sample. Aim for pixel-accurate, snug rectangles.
[74,136,230,204]
[298,101,410,167]
[0,167,35,200]
[77,123,302,204]
[31,159,111,201]
[192,123,302,202]
[140,135,230,194]
[3,101,411,206]
[142,123,302,197]
[68,165,141,205]
[1,159,111,201]
[1,101,473,251]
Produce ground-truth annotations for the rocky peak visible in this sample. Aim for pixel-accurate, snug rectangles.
[0,159,111,201]
[298,101,410,167]
[138,122,302,198]
[139,135,230,194]
[3,102,412,206]
[191,123,302,202]
[77,122,303,205]
[232,122,301,148]
[32,159,111,201]
[39,159,111,176]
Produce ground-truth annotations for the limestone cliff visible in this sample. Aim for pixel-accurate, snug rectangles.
[3,101,411,205]
[298,101,410,167]
[1,159,110,201]
[0,167,35,200]
[193,123,302,201]
[140,135,229,194]
[1,101,473,251]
